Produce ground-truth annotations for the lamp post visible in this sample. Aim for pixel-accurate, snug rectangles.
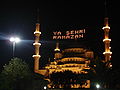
[10,37,20,57]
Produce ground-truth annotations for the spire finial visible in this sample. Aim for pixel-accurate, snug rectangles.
[56,42,59,48]
[104,0,107,17]
[104,0,110,17]
[37,8,39,23]
[104,17,109,26]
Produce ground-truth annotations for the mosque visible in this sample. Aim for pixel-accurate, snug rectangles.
[32,17,112,88]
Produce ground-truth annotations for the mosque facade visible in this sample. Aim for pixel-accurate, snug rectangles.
[32,18,112,88]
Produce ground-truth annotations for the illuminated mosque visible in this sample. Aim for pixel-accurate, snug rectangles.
[32,17,112,88]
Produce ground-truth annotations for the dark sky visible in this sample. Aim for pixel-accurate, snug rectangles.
[0,0,119,71]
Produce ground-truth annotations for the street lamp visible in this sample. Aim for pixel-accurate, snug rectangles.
[43,86,47,90]
[96,84,100,89]
[10,37,21,57]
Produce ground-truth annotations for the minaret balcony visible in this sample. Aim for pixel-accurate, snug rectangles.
[54,48,60,51]
[33,43,41,46]
[103,52,112,55]
[102,26,110,29]
[103,39,111,42]
[34,31,41,34]
[32,55,41,58]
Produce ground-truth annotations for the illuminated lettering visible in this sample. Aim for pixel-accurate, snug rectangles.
[75,30,79,34]
[62,36,66,39]
[71,30,74,34]
[79,34,84,38]
[75,35,79,38]
[79,30,84,33]
[66,31,70,35]
[53,32,57,35]
[66,36,70,39]
[53,31,62,35]
[58,31,62,35]
[70,35,74,39]
[83,29,85,33]
[53,36,57,39]
[57,36,62,39]
[52,29,86,40]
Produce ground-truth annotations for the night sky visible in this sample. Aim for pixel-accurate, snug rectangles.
[0,0,120,71]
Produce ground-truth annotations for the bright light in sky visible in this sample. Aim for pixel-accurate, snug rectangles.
[10,37,15,42]
[10,37,21,43]
[15,37,20,43]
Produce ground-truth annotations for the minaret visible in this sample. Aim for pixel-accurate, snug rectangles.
[54,42,60,51]
[54,42,62,60]
[33,20,41,72]
[102,17,112,63]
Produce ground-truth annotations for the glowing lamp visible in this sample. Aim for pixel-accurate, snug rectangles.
[44,86,47,90]
[10,37,20,43]
[9,37,21,57]
[96,84,100,89]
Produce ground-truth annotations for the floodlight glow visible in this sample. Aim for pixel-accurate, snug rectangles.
[15,37,20,43]
[10,37,21,43]
[10,37,15,42]
[44,86,47,90]
[96,84,100,88]
[9,37,21,57]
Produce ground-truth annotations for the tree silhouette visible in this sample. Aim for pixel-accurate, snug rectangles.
[0,57,31,90]
[0,57,48,90]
